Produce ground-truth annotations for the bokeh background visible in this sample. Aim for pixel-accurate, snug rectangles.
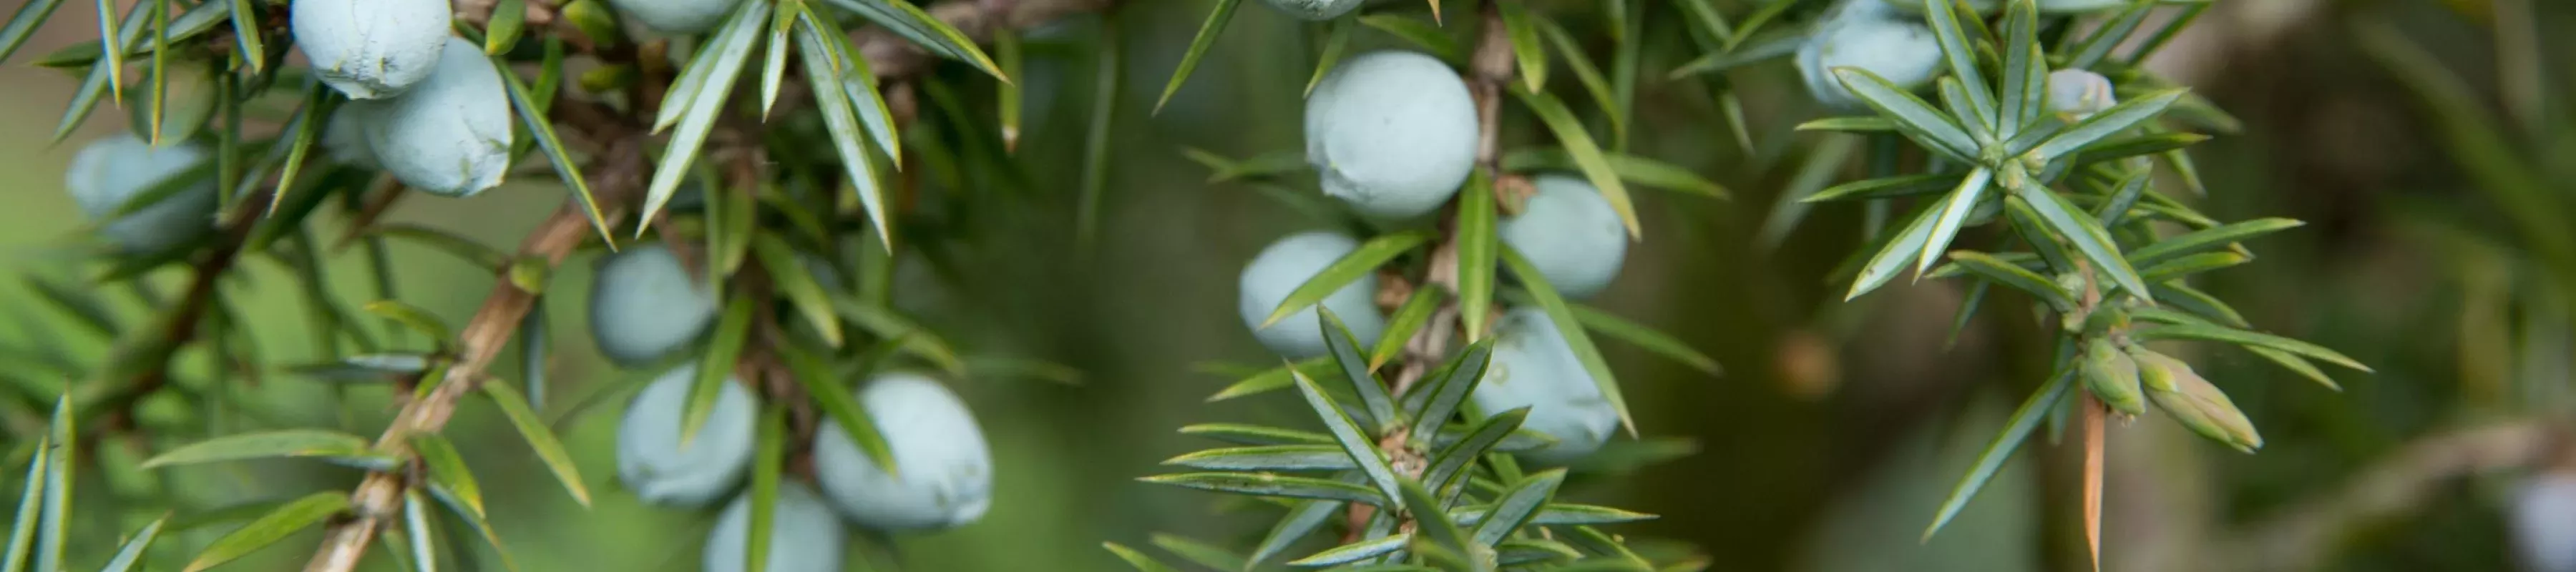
[2,0,2572,570]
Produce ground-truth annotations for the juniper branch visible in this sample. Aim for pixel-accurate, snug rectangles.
[298,0,1119,564]
[298,124,646,572]
[1342,0,1518,541]
[77,189,271,438]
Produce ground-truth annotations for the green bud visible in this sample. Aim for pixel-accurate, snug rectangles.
[2054,273,2087,299]
[2132,347,2180,393]
[2133,350,2263,453]
[578,64,638,94]
[2079,308,2123,336]
[1996,159,2027,189]
[2082,338,2144,416]
[560,0,628,48]
[509,256,552,294]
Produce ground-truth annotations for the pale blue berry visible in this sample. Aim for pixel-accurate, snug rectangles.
[1469,307,1617,463]
[1307,51,1477,220]
[1882,0,2129,14]
[2044,68,2118,120]
[1258,0,1363,20]
[348,37,512,197]
[2514,473,2576,572]
[1500,174,1626,299]
[588,243,719,366]
[1237,232,1387,358]
[615,364,761,508]
[1797,0,1943,112]
[291,0,452,99]
[812,373,993,531]
[64,133,215,255]
[703,482,844,572]
[610,0,749,34]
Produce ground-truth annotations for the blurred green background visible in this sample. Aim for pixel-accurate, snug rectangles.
[4,0,2574,570]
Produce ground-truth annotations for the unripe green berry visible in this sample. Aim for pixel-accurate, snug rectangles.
[1257,0,1362,20]
[347,37,513,197]
[65,133,216,254]
[2511,473,2576,572]
[588,243,720,366]
[1499,174,1627,299]
[1469,307,1617,463]
[1237,232,1387,358]
[615,364,761,508]
[1306,51,1477,220]
[291,0,453,99]
[1797,0,1943,112]
[703,482,844,572]
[812,373,994,531]
[610,0,749,34]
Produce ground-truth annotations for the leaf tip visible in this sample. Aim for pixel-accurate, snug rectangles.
[1918,519,1949,544]
[1843,282,1875,302]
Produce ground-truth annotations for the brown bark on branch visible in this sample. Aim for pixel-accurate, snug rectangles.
[301,132,646,572]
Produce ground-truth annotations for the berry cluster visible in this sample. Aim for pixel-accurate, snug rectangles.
[592,245,993,571]
[1238,49,1633,462]
[298,0,512,197]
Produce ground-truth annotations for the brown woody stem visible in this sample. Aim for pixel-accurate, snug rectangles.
[301,132,646,572]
